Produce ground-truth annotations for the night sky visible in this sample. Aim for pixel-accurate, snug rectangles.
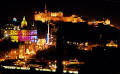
[1,0,120,25]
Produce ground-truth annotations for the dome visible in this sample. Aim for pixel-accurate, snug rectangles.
[21,16,27,28]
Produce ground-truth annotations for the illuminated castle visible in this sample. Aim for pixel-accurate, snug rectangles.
[34,4,84,23]
[88,19,111,26]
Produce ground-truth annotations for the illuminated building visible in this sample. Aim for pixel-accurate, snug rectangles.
[104,19,110,25]
[106,41,118,48]
[46,22,50,44]
[19,45,25,59]
[13,17,17,22]
[3,16,38,43]
[5,24,14,30]
[21,16,27,28]
[34,4,84,23]
[5,30,38,43]
[4,23,19,31]
[37,39,46,46]
[88,19,111,26]
[18,43,37,59]
[88,20,104,26]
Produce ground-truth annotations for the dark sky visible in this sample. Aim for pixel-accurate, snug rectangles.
[1,0,120,25]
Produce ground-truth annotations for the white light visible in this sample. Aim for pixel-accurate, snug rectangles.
[63,70,67,73]
[21,67,30,70]
[5,34,9,37]
[52,70,56,72]
[73,71,79,74]
[69,71,73,73]
[35,68,40,71]
[104,49,106,51]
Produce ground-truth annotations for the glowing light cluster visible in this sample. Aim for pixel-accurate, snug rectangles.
[3,66,30,70]
[104,19,110,25]
[37,39,46,46]
[34,4,84,23]
[106,41,118,48]
[13,17,17,22]
[6,30,38,42]
[19,45,25,59]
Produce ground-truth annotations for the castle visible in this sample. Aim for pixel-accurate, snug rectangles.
[34,4,84,23]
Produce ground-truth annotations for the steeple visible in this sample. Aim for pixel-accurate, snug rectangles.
[45,3,47,13]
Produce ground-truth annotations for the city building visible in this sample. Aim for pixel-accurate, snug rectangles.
[3,17,38,43]
[106,41,118,48]
[4,30,38,43]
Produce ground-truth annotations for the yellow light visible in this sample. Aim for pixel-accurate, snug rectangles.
[85,42,88,46]
[21,67,30,70]
[37,39,46,46]
[16,67,21,69]
[35,68,40,71]
[10,36,18,42]
[21,16,28,28]
[105,19,110,25]
[69,71,73,73]
[106,41,118,48]
[26,49,30,54]
[62,61,66,65]
[73,71,79,74]
[63,70,67,73]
